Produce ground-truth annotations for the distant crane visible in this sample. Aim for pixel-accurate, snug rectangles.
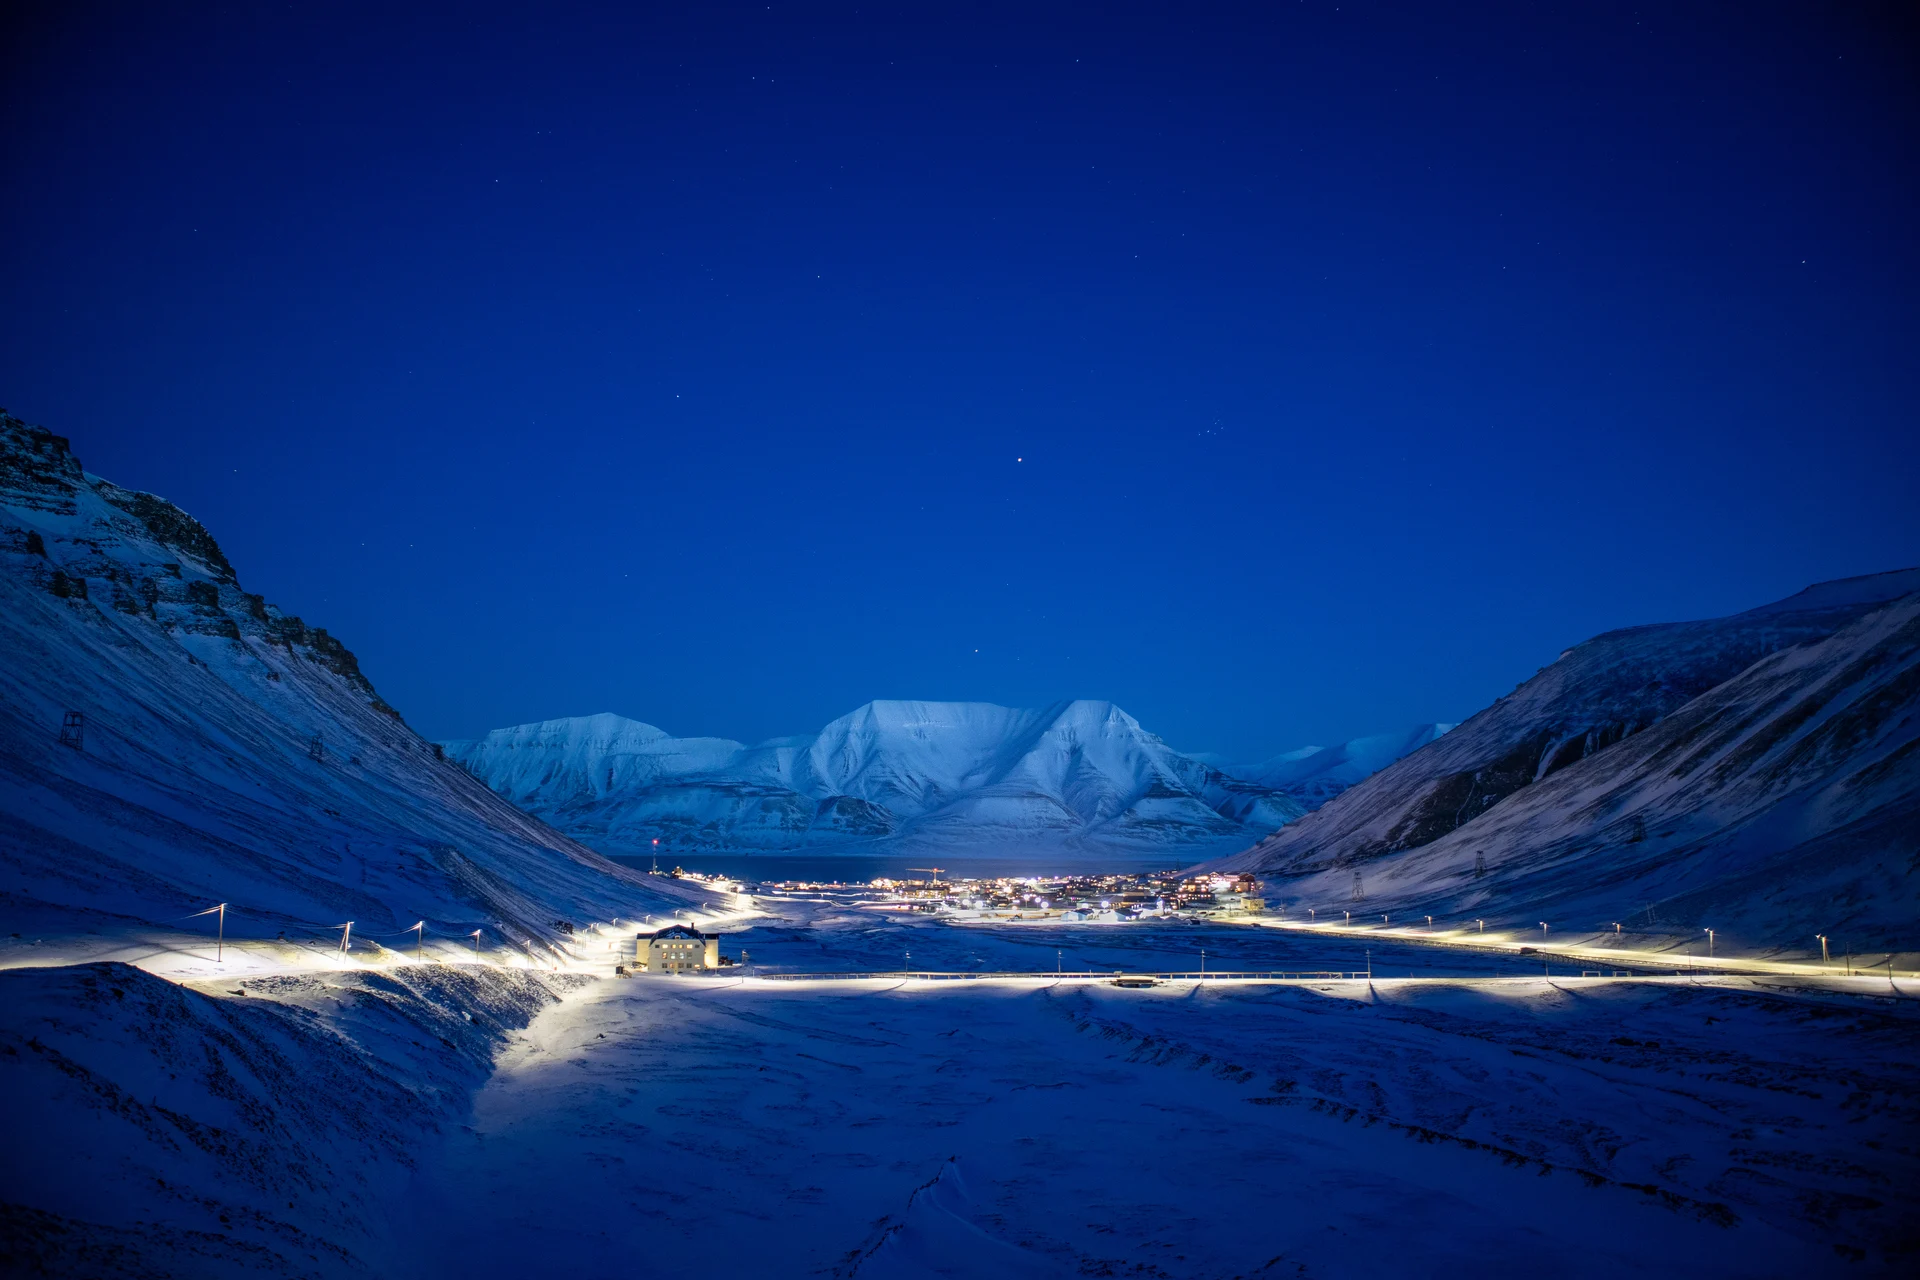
[906,867,946,881]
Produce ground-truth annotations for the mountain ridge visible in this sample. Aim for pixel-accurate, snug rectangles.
[0,410,706,945]
[446,698,1309,858]
[1202,569,1920,943]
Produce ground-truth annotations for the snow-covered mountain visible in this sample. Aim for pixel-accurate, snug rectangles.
[1207,724,1456,809]
[1205,571,1920,944]
[0,410,706,946]
[445,700,1305,858]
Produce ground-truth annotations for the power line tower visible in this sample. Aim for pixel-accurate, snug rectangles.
[308,734,325,763]
[57,711,85,750]
[1473,851,1487,879]
[1351,870,1365,901]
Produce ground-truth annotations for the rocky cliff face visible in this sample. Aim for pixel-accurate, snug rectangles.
[1206,570,1920,943]
[0,409,704,942]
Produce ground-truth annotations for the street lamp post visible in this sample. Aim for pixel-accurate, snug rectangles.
[1817,934,1829,964]
[1540,922,1549,939]
[1704,928,1714,960]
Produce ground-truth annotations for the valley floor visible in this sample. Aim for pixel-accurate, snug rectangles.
[4,909,1916,1278]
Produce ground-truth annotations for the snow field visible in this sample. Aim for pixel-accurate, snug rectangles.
[399,968,1917,1277]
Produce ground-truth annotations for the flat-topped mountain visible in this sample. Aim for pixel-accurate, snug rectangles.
[445,699,1306,858]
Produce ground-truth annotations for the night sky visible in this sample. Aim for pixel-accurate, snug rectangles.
[3,2,1916,759]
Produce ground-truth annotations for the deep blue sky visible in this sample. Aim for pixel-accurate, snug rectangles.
[4,2,1916,759]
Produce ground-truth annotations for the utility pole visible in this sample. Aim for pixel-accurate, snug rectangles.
[1817,934,1829,965]
[471,929,482,962]
[215,903,226,963]
[338,922,353,954]
[58,711,85,750]
[1200,948,1206,980]
[413,920,425,961]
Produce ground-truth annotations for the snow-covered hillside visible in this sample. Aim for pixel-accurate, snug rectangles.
[1207,571,1920,944]
[0,411,706,949]
[1209,723,1456,809]
[446,700,1305,858]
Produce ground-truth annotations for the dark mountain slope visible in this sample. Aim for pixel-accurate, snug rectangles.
[1208,579,1920,945]
[0,410,705,947]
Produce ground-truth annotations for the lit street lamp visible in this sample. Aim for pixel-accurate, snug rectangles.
[1704,927,1715,959]
[1817,934,1829,964]
[1540,922,1549,939]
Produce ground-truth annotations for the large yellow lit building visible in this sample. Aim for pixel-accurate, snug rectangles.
[637,923,718,973]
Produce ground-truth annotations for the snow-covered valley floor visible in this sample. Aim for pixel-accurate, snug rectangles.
[5,910,1916,1278]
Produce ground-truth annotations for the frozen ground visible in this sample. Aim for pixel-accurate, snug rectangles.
[406,967,1917,1278]
[5,906,1913,1278]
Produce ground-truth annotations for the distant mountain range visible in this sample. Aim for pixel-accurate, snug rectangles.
[1200,724,1456,809]
[1204,569,1920,946]
[445,702,1442,860]
[0,410,701,943]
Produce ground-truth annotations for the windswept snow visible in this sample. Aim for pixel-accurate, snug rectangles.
[1208,571,1920,947]
[0,412,711,949]
[445,699,1304,859]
